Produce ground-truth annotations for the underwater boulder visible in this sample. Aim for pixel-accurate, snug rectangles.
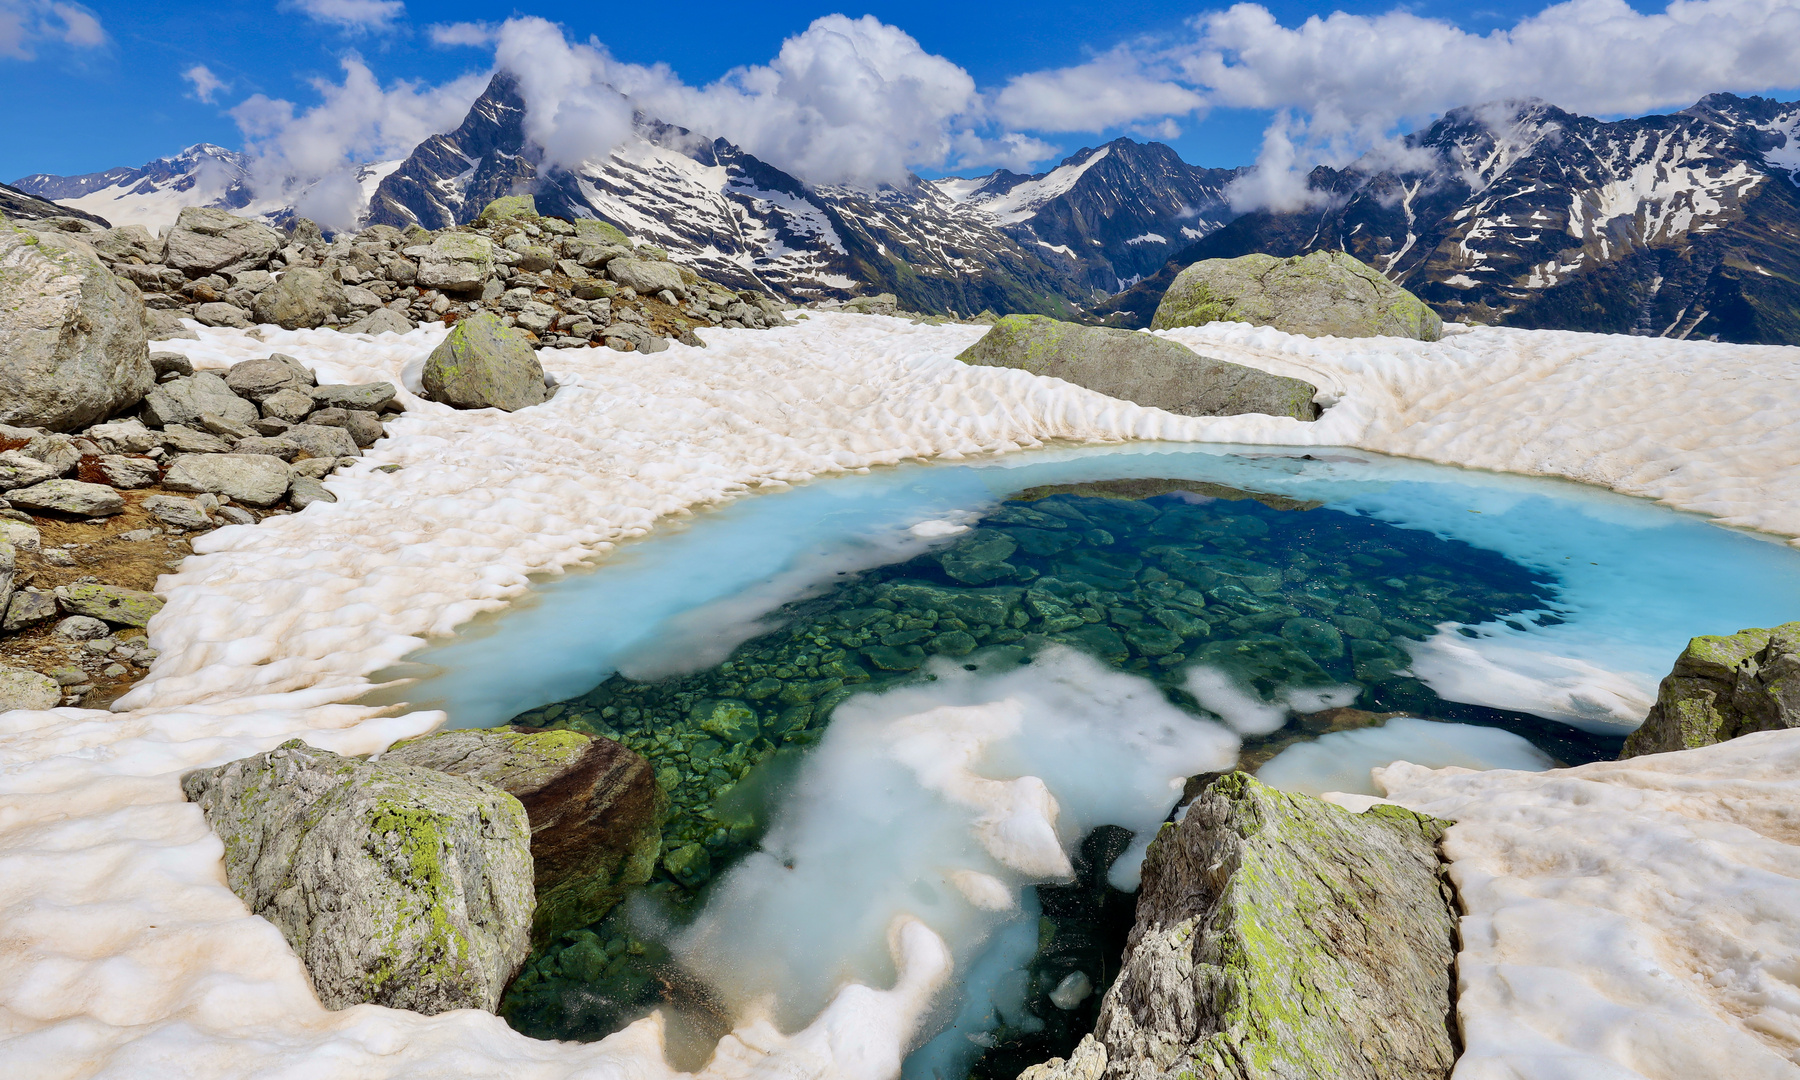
[1022,773,1457,1080]
[383,726,667,942]
[181,739,534,1014]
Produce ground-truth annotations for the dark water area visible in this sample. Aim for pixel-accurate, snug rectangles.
[498,477,1620,1056]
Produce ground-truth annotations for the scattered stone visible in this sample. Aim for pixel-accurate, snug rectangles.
[1152,251,1444,341]
[155,424,233,454]
[606,257,688,300]
[54,615,111,640]
[1021,773,1457,1080]
[310,382,398,412]
[231,436,300,461]
[0,666,60,711]
[7,479,125,516]
[42,549,77,567]
[142,371,259,429]
[958,315,1321,420]
[383,726,666,942]
[343,410,384,448]
[181,740,534,1014]
[476,195,538,225]
[162,453,293,507]
[94,454,157,489]
[416,232,495,292]
[197,411,256,440]
[0,518,41,552]
[193,301,252,328]
[57,582,164,628]
[841,292,898,315]
[0,450,62,491]
[288,475,336,509]
[225,357,305,402]
[281,423,360,460]
[3,587,57,631]
[143,494,210,530]
[215,505,256,526]
[149,351,194,378]
[1621,622,1800,757]
[346,308,413,336]
[260,387,316,423]
[252,268,349,330]
[422,312,549,411]
[0,220,153,431]
[86,417,160,454]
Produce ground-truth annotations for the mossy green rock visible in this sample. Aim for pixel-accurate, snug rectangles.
[1024,773,1457,1080]
[1152,251,1443,341]
[383,726,666,943]
[180,739,534,1014]
[1621,622,1800,757]
[957,315,1319,421]
[477,195,538,225]
[56,582,163,627]
[421,312,549,412]
[573,218,632,248]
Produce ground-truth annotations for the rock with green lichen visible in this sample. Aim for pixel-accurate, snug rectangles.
[0,219,152,431]
[55,581,164,627]
[180,739,534,1014]
[382,726,665,942]
[956,315,1319,421]
[1621,622,1800,757]
[421,311,549,411]
[1152,251,1443,341]
[476,195,538,225]
[1022,772,1458,1080]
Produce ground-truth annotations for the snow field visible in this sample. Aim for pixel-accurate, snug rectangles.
[2,313,1798,1077]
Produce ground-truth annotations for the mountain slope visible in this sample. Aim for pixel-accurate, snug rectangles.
[0,180,110,226]
[1097,94,1800,345]
[14,144,253,235]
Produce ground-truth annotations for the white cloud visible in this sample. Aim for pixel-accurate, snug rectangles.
[282,0,404,31]
[229,55,485,230]
[994,47,1204,133]
[182,63,227,104]
[428,20,493,47]
[0,0,105,59]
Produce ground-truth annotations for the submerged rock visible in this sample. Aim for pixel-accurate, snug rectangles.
[181,739,534,1014]
[1621,622,1800,757]
[1022,773,1458,1080]
[956,315,1319,421]
[1151,251,1443,341]
[422,312,549,411]
[383,726,665,942]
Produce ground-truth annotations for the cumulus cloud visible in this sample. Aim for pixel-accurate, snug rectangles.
[182,63,227,104]
[282,0,405,32]
[428,20,494,47]
[994,46,1204,133]
[0,0,106,59]
[230,55,484,230]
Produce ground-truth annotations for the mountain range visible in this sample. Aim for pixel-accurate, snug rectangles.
[13,81,1800,344]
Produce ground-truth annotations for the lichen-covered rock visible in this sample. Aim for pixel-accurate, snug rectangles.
[477,195,538,226]
[162,452,293,506]
[1621,622,1800,757]
[0,665,60,711]
[252,267,349,330]
[422,312,548,411]
[1024,773,1457,1080]
[957,315,1319,420]
[56,582,164,628]
[382,726,665,941]
[7,479,125,516]
[162,207,282,276]
[606,257,688,300]
[142,371,259,429]
[1152,251,1443,341]
[0,221,153,431]
[180,739,534,1014]
[416,232,494,291]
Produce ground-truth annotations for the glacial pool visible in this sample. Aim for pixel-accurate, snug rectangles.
[363,442,1800,1074]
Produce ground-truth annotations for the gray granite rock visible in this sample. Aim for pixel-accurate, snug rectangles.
[1152,251,1443,341]
[281,423,360,460]
[57,582,164,628]
[162,207,283,277]
[95,455,158,489]
[311,382,398,412]
[142,371,259,430]
[181,739,534,1014]
[3,586,57,632]
[421,313,548,412]
[7,479,125,516]
[415,233,494,292]
[143,494,211,530]
[957,315,1320,421]
[225,357,306,402]
[162,453,292,507]
[0,666,60,711]
[288,475,336,509]
[252,268,348,330]
[0,450,62,491]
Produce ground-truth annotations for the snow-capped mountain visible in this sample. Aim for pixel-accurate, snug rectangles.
[1099,94,1800,345]
[14,144,254,235]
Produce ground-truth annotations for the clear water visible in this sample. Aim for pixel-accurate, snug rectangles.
[365,442,1800,1071]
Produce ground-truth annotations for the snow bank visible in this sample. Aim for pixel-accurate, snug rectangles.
[4,313,1800,1077]
[1380,731,1800,1077]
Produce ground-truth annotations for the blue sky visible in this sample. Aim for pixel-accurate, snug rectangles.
[4,0,1796,188]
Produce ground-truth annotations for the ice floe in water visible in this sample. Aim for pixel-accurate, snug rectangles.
[1257,717,1555,796]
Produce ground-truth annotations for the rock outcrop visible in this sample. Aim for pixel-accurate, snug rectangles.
[382,726,665,941]
[181,739,535,1014]
[1151,252,1444,341]
[1621,622,1800,757]
[421,312,550,411]
[0,219,153,431]
[957,315,1320,421]
[1023,773,1458,1080]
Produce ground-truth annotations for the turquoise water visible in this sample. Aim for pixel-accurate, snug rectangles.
[369,442,1800,1067]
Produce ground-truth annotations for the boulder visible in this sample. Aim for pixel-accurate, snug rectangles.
[57,582,164,628]
[3,587,57,632]
[281,423,360,460]
[0,666,60,711]
[86,417,160,453]
[0,221,153,431]
[181,739,534,1014]
[225,357,306,402]
[193,301,252,328]
[162,207,282,277]
[310,381,397,412]
[95,454,157,489]
[1022,773,1457,1080]
[261,387,316,423]
[957,315,1320,421]
[382,726,665,941]
[606,257,687,300]
[421,312,548,412]
[162,453,292,507]
[143,494,211,530]
[572,218,631,247]
[476,195,537,225]
[7,479,125,516]
[252,268,349,330]
[0,450,62,491]
[142,371,259,429]
[415,233,494,292]
[346,308,413,336]
[288,475,336,509]
[1152,252,1443,341]
[1621,622,1800,757]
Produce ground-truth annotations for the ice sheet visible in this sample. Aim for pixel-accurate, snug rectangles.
[4,314,1800,1078]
